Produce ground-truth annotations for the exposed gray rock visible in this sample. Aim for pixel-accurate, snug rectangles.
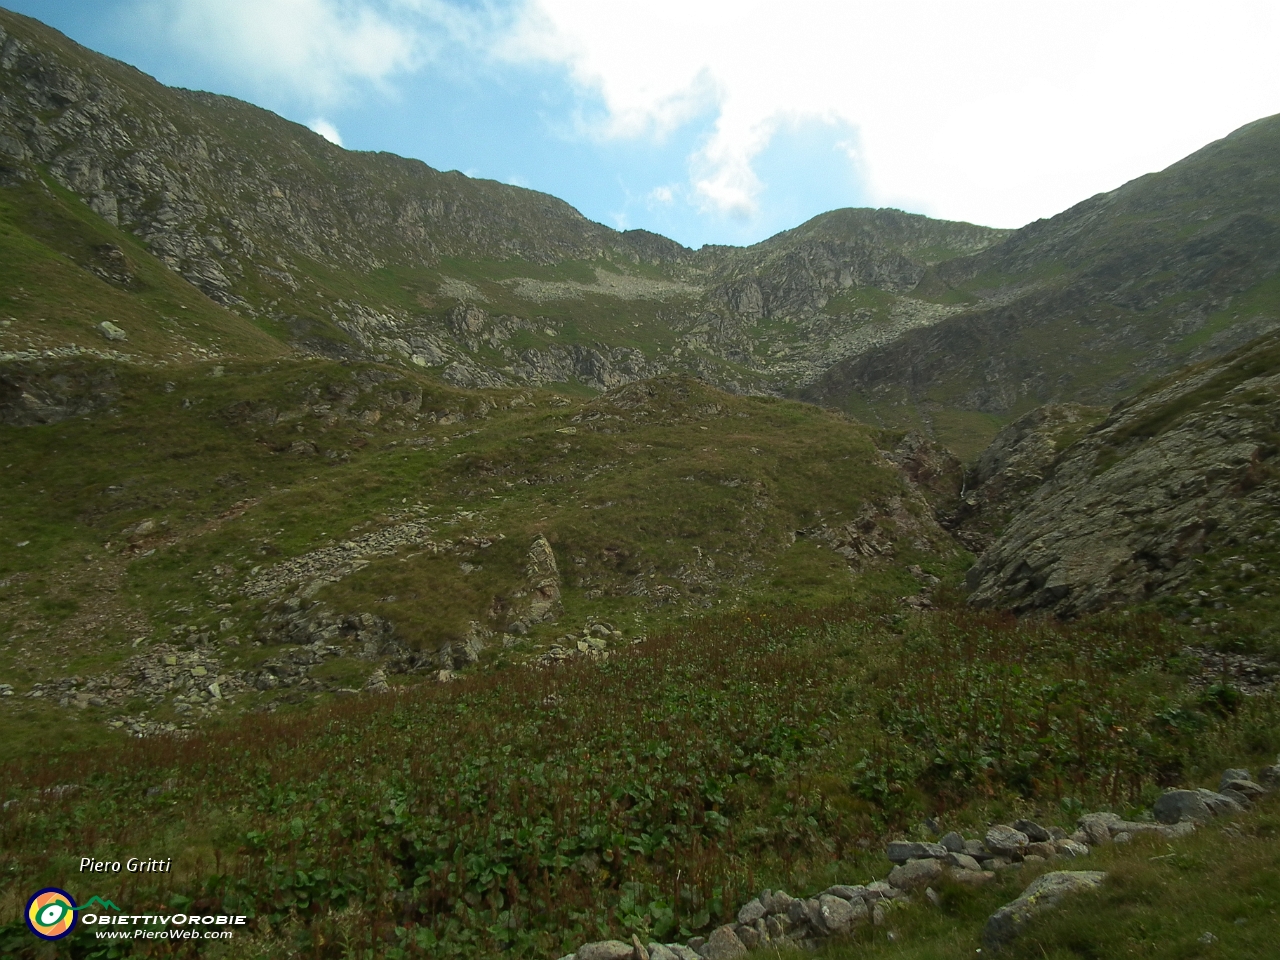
[1220,788,1252,807]
[1221,778,1266,800]
[939,831,966,852]
[984,825,1030,857]
[761,890,794,916]
[1219,768,1252,792]
[950,869,996,886]
[1077,813,1120,846]
[945,852,983,871]
[702,924,747,960]
[735,898,764,925]
[646,945,678,960]
[888,858,943,890]
[1154,789,1213,824]
[576,941,634,960]
[521,534,562,623]
[966,347,1280,617]
[1196,788,1244,816]
[822,884,866,901]
[886,840,948,863]
[96,320,127,341]
[732,924,758,950]
[814,894,856,935]
[983,871,1107,950]
[1013,819,1051,843]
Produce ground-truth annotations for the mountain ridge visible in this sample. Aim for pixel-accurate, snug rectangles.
[2,4,1279,449]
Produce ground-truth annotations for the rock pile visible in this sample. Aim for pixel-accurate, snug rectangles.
[242,517,444,598]
[560,883,908,960]
[559,761,1273,959]
[530,621,633,667]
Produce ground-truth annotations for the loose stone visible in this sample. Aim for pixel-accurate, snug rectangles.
[888,858,943,890]
[984,824,1030,857]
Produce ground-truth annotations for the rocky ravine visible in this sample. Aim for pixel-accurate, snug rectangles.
[966,331,1280,616]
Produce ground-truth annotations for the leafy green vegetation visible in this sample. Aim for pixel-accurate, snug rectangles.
[1,601,1275,957]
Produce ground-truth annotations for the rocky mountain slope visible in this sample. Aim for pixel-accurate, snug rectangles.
[808,114,1280,426]
[0,10,1005,399]
[6,8,1279,457]
[965,329,1280,629]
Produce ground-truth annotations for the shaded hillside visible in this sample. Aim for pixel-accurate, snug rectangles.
[966,329,1280,632]
[808,114,1280,423]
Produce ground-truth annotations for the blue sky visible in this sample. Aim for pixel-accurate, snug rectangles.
[9,1,1280,249]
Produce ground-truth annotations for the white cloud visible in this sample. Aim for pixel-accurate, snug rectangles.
[308,118,344,146]
[512,0,1280,227]
[648,185,674,206]
[134,0,439,103]
[124,1,1280,230]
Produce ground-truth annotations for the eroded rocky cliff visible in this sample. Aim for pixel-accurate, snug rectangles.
[966,331,1280,617]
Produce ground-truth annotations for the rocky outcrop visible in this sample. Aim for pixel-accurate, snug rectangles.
[966,332,1280,616]
[515,535,563,625]
[0,361,119,425]
[982,871,1106,951]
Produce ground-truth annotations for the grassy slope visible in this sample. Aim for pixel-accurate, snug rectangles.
[0,356,961,761]
[0,176,286,363]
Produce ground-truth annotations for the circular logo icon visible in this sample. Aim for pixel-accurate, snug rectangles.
[26,888,78,940]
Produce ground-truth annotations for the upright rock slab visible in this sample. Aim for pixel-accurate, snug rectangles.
[983,871,1106,950]
[521,535,563,623]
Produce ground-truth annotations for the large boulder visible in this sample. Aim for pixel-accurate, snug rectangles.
[761,889,794,915]
[1219,768,1252,792]
[940,831,966,852]
[1153,790,1212,824]
[983,871,1107,950]
[735,898,765,925]
[807,894,855,935]
[946,851,983,871]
